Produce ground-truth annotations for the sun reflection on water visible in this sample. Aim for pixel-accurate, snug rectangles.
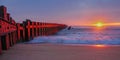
[93,44,106,47]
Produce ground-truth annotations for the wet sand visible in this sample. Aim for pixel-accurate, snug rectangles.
[0,43,120,60]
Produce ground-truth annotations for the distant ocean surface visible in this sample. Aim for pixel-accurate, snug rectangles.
[28,26,120,45]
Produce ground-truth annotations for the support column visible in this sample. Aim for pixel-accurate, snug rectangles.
[6,34,10,50]
[37,28,40,36]
[22,29,25,41]
[6,34,10,49]
[41,27,44,36]
[33,22,37,37]
[12,32,15,44]
[39,28,42,36]
[36,23,38,36]
[11,32,14,45]
[13,32,17,44]
[24,20,31,41]
[0,37,2,54]
[8,33,12,47]
[32,22,34,38]
[1,34,10,50]
[0,6,7,20]
[26,27,30,41]
[17,24,21,42]
[39,23,42,36]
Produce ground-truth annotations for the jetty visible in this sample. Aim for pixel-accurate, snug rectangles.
[0,6,67,54]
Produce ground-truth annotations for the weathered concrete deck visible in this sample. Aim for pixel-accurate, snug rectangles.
[0,44,120,60]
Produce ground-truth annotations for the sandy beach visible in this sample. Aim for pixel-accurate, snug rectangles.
[0,43,120,60]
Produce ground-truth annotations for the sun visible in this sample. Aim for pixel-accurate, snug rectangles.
[93,44,105,48]
[95,22,104,27]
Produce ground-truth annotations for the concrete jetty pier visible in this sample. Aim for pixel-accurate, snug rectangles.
[0,6,67,54]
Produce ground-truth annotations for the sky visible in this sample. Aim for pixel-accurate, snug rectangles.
[0,0,120,26]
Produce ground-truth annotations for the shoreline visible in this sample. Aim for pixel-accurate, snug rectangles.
[0,43,120,60]
[25,42,120,47]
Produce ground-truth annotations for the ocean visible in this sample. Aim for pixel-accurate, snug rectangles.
[28,26,120,45]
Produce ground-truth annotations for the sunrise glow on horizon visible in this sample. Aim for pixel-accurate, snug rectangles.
[93,22,104,27]
[1,0,120,25]
[90,22,120,27]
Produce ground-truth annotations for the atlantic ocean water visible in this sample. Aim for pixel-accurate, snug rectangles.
[28,26,120,45]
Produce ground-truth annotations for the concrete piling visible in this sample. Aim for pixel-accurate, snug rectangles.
[0,37,2,54]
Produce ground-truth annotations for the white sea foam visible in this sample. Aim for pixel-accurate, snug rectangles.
[28,26,120,45]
